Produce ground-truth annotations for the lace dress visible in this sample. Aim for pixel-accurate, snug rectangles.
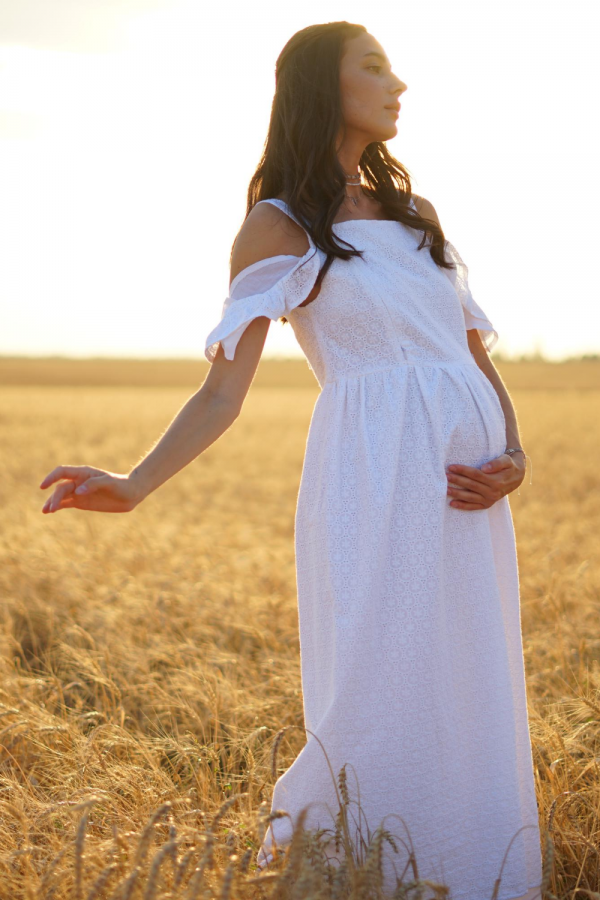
[204,197,543,900]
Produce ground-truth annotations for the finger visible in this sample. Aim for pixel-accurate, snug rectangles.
[449,499,486,510]
[48,481,76,513]
[446,464,484,482]
[447,463,498,486]
[74,474,111,496]
[42,487,68,514]
[42,492,58,513]
[446,472,501,499]
[40,466,95,490]
[447,469,490,489]
[447,471,478,487]
[447,485,486,503]
[481,455,512,474]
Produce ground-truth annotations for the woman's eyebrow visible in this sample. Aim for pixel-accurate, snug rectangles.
[362,51,391,65]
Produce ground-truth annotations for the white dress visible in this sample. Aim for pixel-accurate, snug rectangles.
[204,197,543,900]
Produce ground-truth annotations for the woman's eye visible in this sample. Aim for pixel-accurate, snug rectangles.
[367,65,381,73]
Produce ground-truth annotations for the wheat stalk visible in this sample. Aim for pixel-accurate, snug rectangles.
[74,810,89,900]
[219,858,237,900]
[85,862,118,900]
[174,848,195,890]
[143,839,180,900]
[130,802,173,870]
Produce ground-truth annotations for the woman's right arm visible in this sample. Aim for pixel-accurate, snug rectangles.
[40,203,310,514]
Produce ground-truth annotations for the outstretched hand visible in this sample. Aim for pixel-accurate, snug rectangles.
[40,466,140,514]
[446,452,526,511]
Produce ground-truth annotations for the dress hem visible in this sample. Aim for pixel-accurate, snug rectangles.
[256,852,541,900]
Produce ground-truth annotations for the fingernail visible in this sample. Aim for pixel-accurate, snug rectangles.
[483,464,492,471]
[75,485,87,495]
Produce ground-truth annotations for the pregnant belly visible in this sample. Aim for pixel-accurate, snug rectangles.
[297,364,506,531]
[442,366,506,469]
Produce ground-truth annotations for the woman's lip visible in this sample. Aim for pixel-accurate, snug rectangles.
[385,107,400,116]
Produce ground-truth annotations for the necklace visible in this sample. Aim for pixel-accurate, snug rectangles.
[344,172,362,206]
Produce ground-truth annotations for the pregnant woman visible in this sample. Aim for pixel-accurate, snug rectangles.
[40,21,542,900]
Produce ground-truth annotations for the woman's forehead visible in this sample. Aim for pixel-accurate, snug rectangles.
[343,33,390,65]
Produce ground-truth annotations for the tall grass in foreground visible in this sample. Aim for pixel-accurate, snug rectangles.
[0,743,559,900]
[0,359,599,898]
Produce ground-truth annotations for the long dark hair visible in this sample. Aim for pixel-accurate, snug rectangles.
[239,21,455,321]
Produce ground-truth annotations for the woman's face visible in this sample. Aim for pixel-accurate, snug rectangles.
[339,32,407,144]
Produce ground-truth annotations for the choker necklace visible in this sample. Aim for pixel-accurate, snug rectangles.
[344,171,362,206]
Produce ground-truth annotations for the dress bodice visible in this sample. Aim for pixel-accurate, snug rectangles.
[204,197,498,389]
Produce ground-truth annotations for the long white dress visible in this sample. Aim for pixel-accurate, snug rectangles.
[204,197,543,900]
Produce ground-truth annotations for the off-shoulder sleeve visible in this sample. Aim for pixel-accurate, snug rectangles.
[442,240,499,353]
[204,245,322,363]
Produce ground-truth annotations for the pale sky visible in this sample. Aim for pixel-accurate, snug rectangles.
[0,0,598,361]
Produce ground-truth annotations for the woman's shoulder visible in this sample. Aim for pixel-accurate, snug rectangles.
[236,199,309,253]
[229,199,310,286]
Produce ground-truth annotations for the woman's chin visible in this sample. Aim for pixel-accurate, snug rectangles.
[374,123,398,142]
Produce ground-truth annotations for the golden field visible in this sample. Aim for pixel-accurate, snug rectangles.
[0,355,599,900]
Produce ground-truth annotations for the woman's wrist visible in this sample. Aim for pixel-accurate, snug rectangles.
[505,448,527,473]
[126,466,152,506]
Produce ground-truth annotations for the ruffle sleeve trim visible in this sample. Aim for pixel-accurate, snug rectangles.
[442,240,499,353]
[204,244,322,363]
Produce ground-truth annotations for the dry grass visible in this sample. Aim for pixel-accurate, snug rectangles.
[0,357,598,900]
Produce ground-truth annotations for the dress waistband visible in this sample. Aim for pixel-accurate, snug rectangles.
[323,358,479,385]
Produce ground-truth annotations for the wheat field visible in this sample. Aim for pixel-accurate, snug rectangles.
[0,356,599,900]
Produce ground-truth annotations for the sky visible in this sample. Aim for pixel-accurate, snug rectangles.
[0,0,598,361]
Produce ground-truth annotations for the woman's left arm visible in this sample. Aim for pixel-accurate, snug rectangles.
[445,330,527,510]
[467,329,523,452]
[413,196,527,509]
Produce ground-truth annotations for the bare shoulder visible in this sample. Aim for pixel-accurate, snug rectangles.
[411,194,441,229]
[230,201,309,286]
